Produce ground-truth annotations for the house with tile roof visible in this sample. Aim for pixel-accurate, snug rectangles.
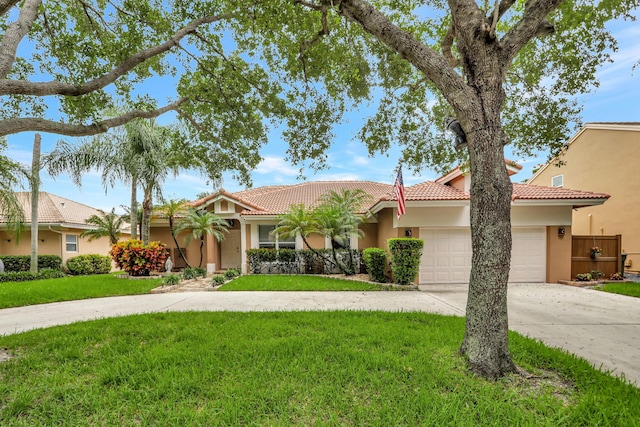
[151,161,608,284]
[0,192,126,264]
[528,122,640,273]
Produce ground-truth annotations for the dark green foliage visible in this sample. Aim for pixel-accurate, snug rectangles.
[362,248,388,283]
[210,275,226,286]
[246,249,362,275]
[162,273,181,287]
[0,255,62,272]
[575,273,592,281]
[66,255,112,275]
[590,270,605,280]
[182,267,206,280]
[0,269,65,282]
[388,238,424,285]
[223,269,240,279]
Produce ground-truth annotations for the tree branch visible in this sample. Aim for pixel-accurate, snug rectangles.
[0,98,188,137]
[0,13,234,97]
[441,23,460,68]
[490,0,516,26]
[0,0,41,79]
[501,0,564,63]
[331,0,472,112]
[0,0,20,16]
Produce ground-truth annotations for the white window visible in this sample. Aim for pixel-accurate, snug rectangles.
[258,225,295,249]
[65,235,78,252]
[551,174,563,188]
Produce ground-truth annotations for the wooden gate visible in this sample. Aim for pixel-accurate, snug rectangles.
[571,235,621,279]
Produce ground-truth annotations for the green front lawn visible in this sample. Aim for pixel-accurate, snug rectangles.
[0,311,637,426]
[219,274,386,291]
[0,274,161,309]
[597,282,640,298]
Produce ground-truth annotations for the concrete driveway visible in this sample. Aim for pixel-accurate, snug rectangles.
[0,283,638,386]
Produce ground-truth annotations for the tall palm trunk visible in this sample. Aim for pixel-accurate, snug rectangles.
[169,216,191,268]
[141,184,153,245]
[30,134,41,274]
[130,176,138,240]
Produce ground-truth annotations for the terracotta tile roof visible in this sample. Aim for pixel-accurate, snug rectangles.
[192,179,609,217]
[234,181,393,215]
[0,192,106,226]
[401,181,469,201]
[512,184,610,200]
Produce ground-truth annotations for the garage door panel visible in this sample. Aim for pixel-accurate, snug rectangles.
[420,227,546,284]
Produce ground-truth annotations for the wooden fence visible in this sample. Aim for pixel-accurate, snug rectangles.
[571,235,622,279]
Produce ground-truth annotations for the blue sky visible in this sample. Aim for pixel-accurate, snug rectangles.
[5,19,640,214]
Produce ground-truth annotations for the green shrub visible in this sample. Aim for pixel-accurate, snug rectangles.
[575,273,592,281]
[609,272,624,281]
[224,269,240,279]
[36,268,65,280]
[590,270,605,280]
[182,267,206,280]
[211,275,226,286]
[162,273,181,286]
[0,269,65,282]
[362,248,388,283]
[66,254,112,275]
[0,255,62,272]
[109,240,169,276]
[388,238,424,285]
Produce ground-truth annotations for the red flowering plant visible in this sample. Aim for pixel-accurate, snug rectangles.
[110,240,169,276]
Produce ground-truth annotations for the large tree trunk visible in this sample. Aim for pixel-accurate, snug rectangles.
[459,119,518,378]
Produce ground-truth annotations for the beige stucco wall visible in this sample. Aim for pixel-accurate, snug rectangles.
[358,223,378,250]
[529,126,640,271]
[0,229,114,266]
[546,226,572,283]
[150,228,202,268]
[376,208,399,251]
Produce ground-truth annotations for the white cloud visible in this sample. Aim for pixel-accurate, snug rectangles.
[313,172,361,181]
[352,156,369,166]
[254,156,298,176]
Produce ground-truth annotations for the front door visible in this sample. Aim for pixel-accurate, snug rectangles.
[221,229,242,269]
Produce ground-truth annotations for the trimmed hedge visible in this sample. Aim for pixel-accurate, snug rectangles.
[66,254,112,275]
[0,255,62,272]
[362,248,388,283]
[246,248,363,275]
[0,268,65,282]
[388,238,424,285]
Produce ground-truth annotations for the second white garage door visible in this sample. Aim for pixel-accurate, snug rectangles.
[419,228,546,284]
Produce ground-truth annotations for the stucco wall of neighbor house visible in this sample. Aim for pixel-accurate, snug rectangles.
[547,225,572,283]
[530,126,640,271]
[0,230,113,265]
[0,230,62,257]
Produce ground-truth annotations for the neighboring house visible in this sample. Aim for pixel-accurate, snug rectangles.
[152,161,608,284]
[528,122,640,273]
[0,192,124,264]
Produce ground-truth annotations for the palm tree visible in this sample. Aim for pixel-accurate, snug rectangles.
[0,139,26,240]
[155,198,191,268]
[316,189,371,274]
[173,208,229,268]
[46,118,181,244]
[80,209,124,245]
[273,204,318,250]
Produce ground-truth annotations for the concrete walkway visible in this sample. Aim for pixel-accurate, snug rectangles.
[0,283,638,386]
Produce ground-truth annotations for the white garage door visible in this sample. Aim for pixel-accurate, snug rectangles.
[419,228,546,284]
